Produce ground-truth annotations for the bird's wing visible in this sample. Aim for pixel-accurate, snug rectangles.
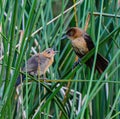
[39,55,49,65]
[23,55,39,73]
[39,55,50,72]
[23,54,50,74]
[83,33,94,50]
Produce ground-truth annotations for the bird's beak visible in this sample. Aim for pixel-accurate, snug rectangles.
[54,51,59,53]
[52,49,59,54]
[61,34,67,40]
[52,47,59,54]
[53,51,59,55]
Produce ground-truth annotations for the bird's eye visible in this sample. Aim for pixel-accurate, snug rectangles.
[67,29,75,36]
[47,51,50,54]
[69,31,73,36]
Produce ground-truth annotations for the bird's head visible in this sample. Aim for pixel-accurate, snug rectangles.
[61,27,84,41]
[42,48,58,58]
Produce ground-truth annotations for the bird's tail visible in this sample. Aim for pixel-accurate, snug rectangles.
[96,53,109,74]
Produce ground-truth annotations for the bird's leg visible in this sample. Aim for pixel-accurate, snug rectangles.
[37,74,47,82]
[72,58,81,70]
[43,74,47,81]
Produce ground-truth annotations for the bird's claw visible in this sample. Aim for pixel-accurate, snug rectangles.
[72,58,81,70]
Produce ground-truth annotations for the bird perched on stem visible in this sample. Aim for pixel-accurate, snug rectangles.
[61,27,109,74]
[16,48,58,86]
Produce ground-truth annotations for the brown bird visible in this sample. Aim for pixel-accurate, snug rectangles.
[62,27,109,74]
[16,48,57,86]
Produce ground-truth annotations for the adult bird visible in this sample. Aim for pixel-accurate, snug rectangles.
[62,27,109,74]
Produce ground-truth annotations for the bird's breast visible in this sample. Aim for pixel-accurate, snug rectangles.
[71,37,89,55]
[41,57,54,74]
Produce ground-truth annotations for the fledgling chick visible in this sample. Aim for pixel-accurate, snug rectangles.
[16,48,57,86]
[62,27,109,74]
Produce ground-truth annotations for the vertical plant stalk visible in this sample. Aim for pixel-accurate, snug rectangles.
[25,53,28,119]
[18,30,24,51]
[73,0,78,27]
[18,31,25,118]
[84,13,90,32]
[41,5,48,48]
[3,0,18,95]
[82,0,87,28]
[59,80,71,118]
[80,0,104,118]
[37,52,42,118]
[73,0,79,62]
[19,31,24,86]
[0,24,3,85]
[0,25,2,56]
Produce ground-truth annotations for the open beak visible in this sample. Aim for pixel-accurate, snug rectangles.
[54,51,59,53]
[52,47,59,54]
[61,34,67,40]
[52,49,59,54]
[53,51,59,54]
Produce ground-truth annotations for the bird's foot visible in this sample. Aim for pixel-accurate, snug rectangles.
[43,77,47,81]
[72,58,81,70]
[41,74,47,82]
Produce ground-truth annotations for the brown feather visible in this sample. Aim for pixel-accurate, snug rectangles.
[65,27,109,73]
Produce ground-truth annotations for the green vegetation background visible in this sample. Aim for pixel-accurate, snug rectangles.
[0,0,120,119]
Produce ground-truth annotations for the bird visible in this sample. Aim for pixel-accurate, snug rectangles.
[61,27,109,74]
[16,48,58,86]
